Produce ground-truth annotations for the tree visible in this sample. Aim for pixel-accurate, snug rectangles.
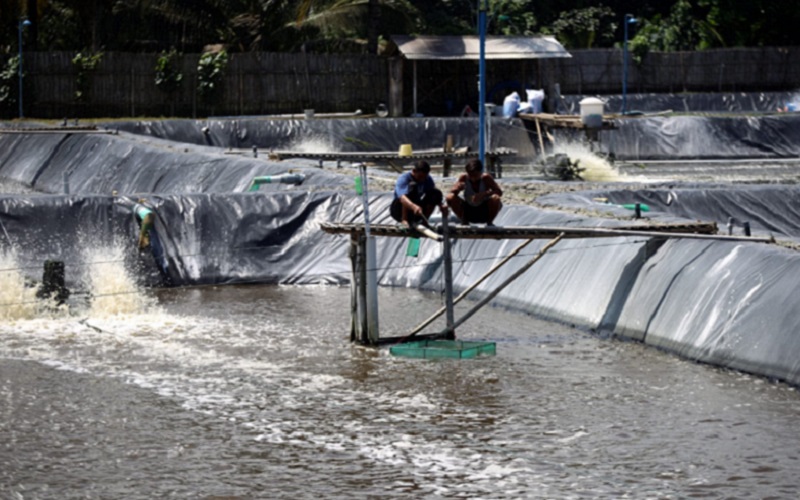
[71,50,103,103]
[698,0,800,47]
[628,0,716,60]
[288,0,419,53]
[154,48,183,115]
[197,49,228,113]
[0,55,20,118]
[546,5,618,49]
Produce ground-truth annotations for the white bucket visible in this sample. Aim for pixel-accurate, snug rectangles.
[579,97,604,128]
[304,109,315,119]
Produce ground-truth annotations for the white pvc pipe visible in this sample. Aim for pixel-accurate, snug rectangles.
[358,164,380,343]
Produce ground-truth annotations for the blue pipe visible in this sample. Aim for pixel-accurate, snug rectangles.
[18,19,31,119]
[622,14,636,115]
[478,1,487,165]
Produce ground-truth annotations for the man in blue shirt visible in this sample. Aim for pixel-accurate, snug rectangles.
[390,160,443,227]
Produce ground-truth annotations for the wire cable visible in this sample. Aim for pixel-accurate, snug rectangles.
[0,237,649,309]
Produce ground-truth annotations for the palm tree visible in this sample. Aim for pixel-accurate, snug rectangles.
[291,0,418,53]
[111,0,229,51]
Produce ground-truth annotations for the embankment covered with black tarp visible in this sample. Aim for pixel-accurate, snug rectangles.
[0,192,354,288]
[598,113,800,160]
[2,120,800,387]
[0,130,351,194]
[561,91,799,114]
[109,117,537,161]
[105,113,800,163]
[538,185,800,241]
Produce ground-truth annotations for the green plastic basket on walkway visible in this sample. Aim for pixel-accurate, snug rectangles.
[390,340,496,359]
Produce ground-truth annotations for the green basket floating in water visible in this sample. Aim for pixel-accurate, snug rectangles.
[390,340,496,359]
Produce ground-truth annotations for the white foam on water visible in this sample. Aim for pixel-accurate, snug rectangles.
[552,142,625,182]
[0,251,39,321]
[0,277,524,493]
[290,135,337,154]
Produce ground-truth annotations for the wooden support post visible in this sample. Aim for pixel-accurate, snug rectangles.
[389,57,404,118]
[443,157,452,178]
[365,234,379,344]
[443,134,454,177]
[487,155,499,178]
[442,209,455,340]
[357,235,369,343]
[349,233,360,342]
[534,117,546,158]
[438,234,564,338]
[412,60,418,116]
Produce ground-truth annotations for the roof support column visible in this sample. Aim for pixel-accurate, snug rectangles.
[389,57,404,118]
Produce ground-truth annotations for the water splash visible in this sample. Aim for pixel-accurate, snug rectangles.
[0,250,39,321]
[552,142,624,182]
[82,243,158,317]
[290,135,337,154]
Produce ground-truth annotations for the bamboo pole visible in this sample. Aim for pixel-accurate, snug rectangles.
[410,222,443,242]
[438,234,564,338]
[404,237,536,339]
[535,117,546,158]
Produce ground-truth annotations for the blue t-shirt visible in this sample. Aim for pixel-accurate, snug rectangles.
[134,204,153,221]
[394,172,434,199]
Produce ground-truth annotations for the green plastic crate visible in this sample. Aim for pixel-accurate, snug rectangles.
[390,339,496,359]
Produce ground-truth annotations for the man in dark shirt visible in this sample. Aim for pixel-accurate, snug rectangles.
[390,160,443,227]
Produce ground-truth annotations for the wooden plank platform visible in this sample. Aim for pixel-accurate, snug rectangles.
[0,126,114,135]
[518,113,616,130]
[321,221,772,243]
[229,146,517,162]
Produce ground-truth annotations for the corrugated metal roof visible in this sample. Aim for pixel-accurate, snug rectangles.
[391,35,571,61]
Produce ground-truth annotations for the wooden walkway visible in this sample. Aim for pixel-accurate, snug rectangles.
[0,126,114,135]
[320,220,781,243]
[260,146,516,162]
[229,146,517,176]
[518,113,617,130]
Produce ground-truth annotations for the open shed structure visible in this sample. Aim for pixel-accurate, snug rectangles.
[389,35,572,116]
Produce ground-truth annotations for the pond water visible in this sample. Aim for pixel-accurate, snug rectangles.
[1,283,799,499]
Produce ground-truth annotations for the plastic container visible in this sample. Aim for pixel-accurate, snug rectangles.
[502,92,520,118]
[390,339,497,359]
[398,144,413,157]
[579,97,604,128]
[527,89,545,114]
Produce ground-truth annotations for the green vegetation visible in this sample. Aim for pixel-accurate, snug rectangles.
[197,50,228,109]
[0,1,798,55]
[155,48,183,95]
[71,50,103,103]
[155,48,183,115]
[0,55,20,114]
